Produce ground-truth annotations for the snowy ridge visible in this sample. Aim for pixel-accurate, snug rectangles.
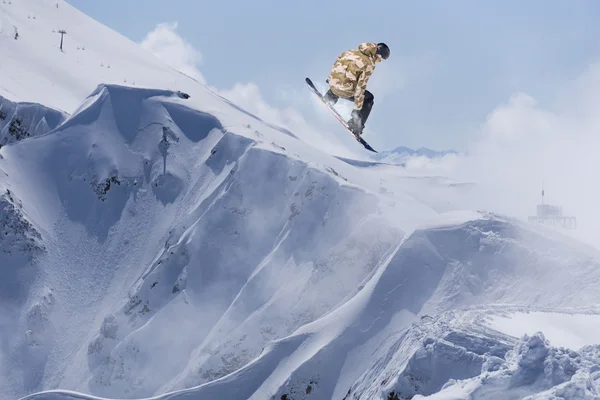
[0,95,66,147]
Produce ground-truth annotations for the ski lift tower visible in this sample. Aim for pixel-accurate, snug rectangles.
[528,184,576,229]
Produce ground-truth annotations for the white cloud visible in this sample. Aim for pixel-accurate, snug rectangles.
[219,83,285,126]
[385,60,600,249]
[140,22,206,84]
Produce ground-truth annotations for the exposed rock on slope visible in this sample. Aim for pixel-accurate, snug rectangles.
[0,95,67,147]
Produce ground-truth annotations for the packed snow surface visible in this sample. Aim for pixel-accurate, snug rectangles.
[2,1,600,400]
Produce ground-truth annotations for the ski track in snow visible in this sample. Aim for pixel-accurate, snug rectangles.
[2,1,600,400]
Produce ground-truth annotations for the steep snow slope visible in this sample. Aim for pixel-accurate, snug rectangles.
[22,211,600,400]
[180,211,600,400]
[177,212,600,400]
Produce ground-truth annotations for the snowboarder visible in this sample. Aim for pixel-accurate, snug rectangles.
[322,42,390,136]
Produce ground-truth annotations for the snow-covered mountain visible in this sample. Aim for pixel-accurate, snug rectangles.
[371,146,459,166]
[2,1,600,400]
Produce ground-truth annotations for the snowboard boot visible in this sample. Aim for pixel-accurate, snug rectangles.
[347,118,364,137]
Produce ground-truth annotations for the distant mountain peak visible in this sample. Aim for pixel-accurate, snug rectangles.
[371,145,459,164]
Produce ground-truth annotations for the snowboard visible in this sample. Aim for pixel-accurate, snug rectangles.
[305,77,377,153]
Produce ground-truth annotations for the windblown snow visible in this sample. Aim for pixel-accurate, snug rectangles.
[2,1,600,400]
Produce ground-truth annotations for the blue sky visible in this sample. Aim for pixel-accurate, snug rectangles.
[66,0,600,152]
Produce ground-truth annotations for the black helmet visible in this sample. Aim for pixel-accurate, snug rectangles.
[377,43,390,60]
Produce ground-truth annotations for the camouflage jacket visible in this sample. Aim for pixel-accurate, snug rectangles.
[328,42,379,110]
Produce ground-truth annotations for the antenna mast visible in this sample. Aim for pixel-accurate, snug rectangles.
[541,181,544,205]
